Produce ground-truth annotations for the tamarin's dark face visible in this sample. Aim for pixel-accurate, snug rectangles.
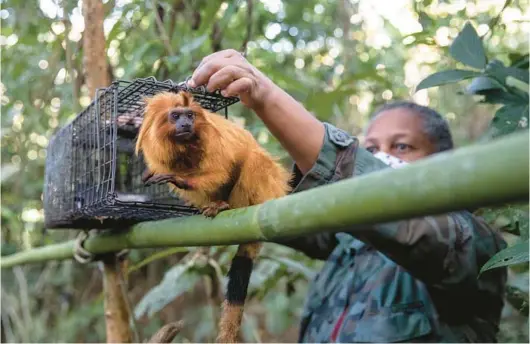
[168,107,196,141]
[139,91,208,147]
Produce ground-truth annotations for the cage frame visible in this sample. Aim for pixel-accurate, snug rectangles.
[43,76,240,230]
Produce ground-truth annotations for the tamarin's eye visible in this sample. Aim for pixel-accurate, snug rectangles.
[170,111,179,120]
[187,112,194,119]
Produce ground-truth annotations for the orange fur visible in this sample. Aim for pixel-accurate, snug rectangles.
[136,91,292,342]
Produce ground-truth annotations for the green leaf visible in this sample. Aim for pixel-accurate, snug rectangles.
[415,69,481,92]
[305,88,353,120]
[449,22,487,69]
[127,247,190,275]
[486,59,530,84]
[490,103,529,137]
[480,240,529,274]
[506,76,529,94]
[465,75,527,105]
[477,89,525,106]
[466,76,506,94]
[134,262,201,319]
[106,20,123,47]
[509,53,529,69]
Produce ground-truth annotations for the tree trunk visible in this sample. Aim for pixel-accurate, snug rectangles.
[82,0,110,96]
[101,255,133,343]
[82,1,131,342]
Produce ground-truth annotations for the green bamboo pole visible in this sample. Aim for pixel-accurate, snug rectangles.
[2,130,528,269]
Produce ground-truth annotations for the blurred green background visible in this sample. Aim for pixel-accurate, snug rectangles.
[1,0,528,342]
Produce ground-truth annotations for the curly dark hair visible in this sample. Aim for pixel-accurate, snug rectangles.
[368,101,454,153]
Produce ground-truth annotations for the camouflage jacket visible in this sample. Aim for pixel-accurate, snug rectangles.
[276,123,508,343]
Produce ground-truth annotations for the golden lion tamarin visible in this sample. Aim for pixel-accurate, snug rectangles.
[135,91,292,343]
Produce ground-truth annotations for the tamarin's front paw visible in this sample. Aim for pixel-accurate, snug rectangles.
[141,169,154,183]
[201,200,230,218]
[143,173,191,190]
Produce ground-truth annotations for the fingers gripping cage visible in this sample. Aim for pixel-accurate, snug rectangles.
[43,77,240,229]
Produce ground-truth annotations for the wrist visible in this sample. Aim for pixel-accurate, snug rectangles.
[251,77,285,116]
[248,69,278,113]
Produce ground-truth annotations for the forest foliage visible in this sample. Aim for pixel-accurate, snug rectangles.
[1,0,529,342]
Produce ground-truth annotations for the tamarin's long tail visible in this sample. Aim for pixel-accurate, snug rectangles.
[216,242,262,343]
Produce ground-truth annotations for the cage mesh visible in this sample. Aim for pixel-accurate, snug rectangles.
[43,77,239,229]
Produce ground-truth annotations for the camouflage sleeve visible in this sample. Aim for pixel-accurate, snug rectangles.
[272,122,357,260]
[275,123,507,291]
[353,212,508,289]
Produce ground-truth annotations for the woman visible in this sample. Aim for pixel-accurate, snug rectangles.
[188,50,507,342]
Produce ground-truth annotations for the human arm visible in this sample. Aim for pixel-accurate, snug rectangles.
[189,50,336,259]
[188,49,324,174]
[188,51,507,287]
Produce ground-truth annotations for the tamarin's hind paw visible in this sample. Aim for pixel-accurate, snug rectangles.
[201,200,230,218]
[143,173,191,190]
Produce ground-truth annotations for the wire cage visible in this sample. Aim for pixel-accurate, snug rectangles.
[43,77,240,229]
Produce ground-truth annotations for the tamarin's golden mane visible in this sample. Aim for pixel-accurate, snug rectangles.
[135,91,223,172]
[135,90,292,343]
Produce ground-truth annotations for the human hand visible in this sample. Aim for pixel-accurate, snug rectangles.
[187,49,275,110]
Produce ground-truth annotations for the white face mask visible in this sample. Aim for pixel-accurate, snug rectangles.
[373,151,409,169]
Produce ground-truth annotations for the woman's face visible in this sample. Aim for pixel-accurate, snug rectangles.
[363,108,437,162]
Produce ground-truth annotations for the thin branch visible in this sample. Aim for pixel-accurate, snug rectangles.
[481,0,513,40]
[151,0,175,56]
[62,0,80,112]
[240,0,253,54]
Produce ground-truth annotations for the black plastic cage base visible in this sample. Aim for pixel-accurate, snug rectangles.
[43,77,240,229]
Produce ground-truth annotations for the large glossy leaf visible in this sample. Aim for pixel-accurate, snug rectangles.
[415,69,481,92]
[486,59,530,84]
[476,89,526,105]
[509,53,529,69]
[449,22,487,69]
[305,88,354,120]
[480,240,529,274]
[490,104,529,137]
[466,76,505,94]
[506,76,530,94]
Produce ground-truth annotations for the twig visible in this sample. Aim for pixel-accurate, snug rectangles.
[481,0,513,40]
[240,0,253,54]
[147,320,184,343]
[62,0,80,112]
[151,0,175,56]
